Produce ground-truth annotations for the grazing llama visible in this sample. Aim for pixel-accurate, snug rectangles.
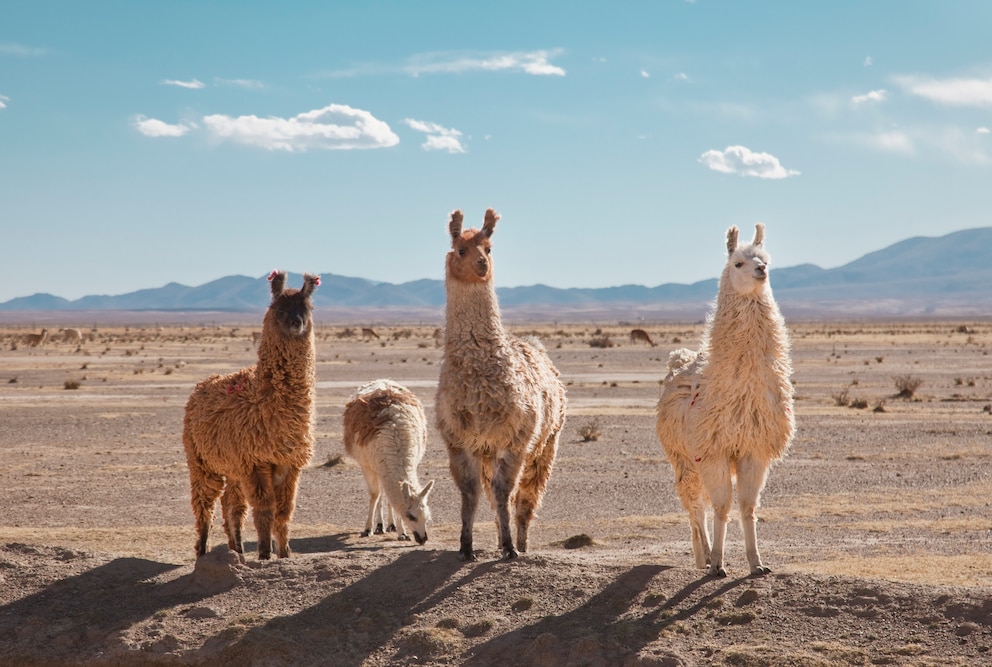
[183,271,320,560]
[59,328,83,345]
[343,379,435,544]
[629,328,656,346]
[24,329,49,347]
[656,224,794,577]
[362,327,380,340]
[436,208,567,561]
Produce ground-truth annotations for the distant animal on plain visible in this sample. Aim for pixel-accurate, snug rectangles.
[59,328,83,345]
[362,327,380,340]
[251,331,262,346]
[24,329,49,347]
[629,328,656,346]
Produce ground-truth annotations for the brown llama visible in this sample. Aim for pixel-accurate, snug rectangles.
[24,329,49,347]
[436,208,567,561]
[183,271,320,560]
[629,328,656,346]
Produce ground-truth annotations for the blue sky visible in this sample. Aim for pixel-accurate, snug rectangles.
[3,1,991,303]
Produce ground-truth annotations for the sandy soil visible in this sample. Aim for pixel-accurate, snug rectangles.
[0,320,990,666]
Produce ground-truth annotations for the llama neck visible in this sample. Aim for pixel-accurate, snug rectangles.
[703,285,789,365]
[444,275,507,349]
[256,324,316,398]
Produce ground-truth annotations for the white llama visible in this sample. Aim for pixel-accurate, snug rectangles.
[436,208,567,561]
[656,223,794,577]
[343,379,435,544]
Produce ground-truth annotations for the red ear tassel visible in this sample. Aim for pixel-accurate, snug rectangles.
[267,269,279,281]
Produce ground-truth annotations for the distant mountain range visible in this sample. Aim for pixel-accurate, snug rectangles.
[4,228,992,319]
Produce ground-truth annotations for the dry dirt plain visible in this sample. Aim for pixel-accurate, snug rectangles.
[0,318,990,666]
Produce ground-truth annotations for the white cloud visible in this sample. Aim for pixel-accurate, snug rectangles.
[978,127,990,134]
[0,42,47,57]
[133,115,195,138]
[698,145,800,179]
[215,78,265,90]
[161,78,205,90]
[851,89,887,106]
[640,70,650,79]
[894,74,992,108]
[403,118,466,153]
[863,56,872,68]
[674,72,691,82]
[0,94,9,109]
[404,49,565,77]
[203,104,399,151]
[865,130,915,156]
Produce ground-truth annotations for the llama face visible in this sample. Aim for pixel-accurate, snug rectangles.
[448,230,494,283]
[726,245,770,296]
[400,480,435,545]
[271,289,314,338]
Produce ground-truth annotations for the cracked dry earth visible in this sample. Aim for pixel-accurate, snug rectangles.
[0,319,990,666]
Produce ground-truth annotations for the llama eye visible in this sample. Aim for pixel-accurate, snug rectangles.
[485,247,491,255]
[735,262,744,268]
[458,248,466,257]
[406,512,417,522]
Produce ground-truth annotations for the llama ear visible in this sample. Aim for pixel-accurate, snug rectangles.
[301,273,320,297]
[269,270,287,297]
[482,208,500,238]
[752,223,765,246]
[726,226,739,255]
[449,209,464,246]
[419,480,435,499]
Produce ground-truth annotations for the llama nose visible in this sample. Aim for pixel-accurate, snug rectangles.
[415,532,428,545]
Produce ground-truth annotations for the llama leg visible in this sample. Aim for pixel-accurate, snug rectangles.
[360,468,381,536]
[448,445,481,561]
[493,448,527,560]
[514,430,560,553]
[737,454,771,575]
[271,465,300,558]
[672,456,711,569]
[248,465,277,560]
[698,460,733,577]
[188,461,224,558]
[220,480,248,556]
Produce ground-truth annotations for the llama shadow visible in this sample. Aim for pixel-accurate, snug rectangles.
[464,566,749,665]
[213,549,468,666]
[0,555,197,664]
[242,532,351,555]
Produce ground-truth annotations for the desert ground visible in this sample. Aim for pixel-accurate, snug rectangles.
[0,317,989,666]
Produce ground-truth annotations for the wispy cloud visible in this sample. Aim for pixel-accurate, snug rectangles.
[894,74,992,108]
[698,145,800,179]
[215,78,265,90]
[202,104,399,151]
[404,49,565,77]
[403,119,466,153]
[674,72,691,82]
[863,56,872,68]
[324,49,566,79]
[860,130,915,156]
[979,127,990,135]
[640,70,650,79]
[0,94,9,109]
[133,115,195,138]
[0,42,47,57]
[161,78,205,90]
[851,89,887,106]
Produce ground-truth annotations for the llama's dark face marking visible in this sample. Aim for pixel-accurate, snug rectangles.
[271,289,314,338]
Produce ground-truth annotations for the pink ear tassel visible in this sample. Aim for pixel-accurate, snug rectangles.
[314,276,321,286]
[267,270,279,281]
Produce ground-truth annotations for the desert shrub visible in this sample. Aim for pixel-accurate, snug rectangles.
[893,375,923,398]
[64,380,81,390]
[589,335,614,348]
[578,418,602,442]
[832,387,851,407]
[850,398,869,409]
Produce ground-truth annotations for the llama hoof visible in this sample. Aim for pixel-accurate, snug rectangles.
[707,565,727,578]
[397,533,411,542]
[750,565,772,576]
[459,548,478,562]
[386,524,397,533]
[373,523,385,535]
[501,547,520,561]
[360,529,372,538]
